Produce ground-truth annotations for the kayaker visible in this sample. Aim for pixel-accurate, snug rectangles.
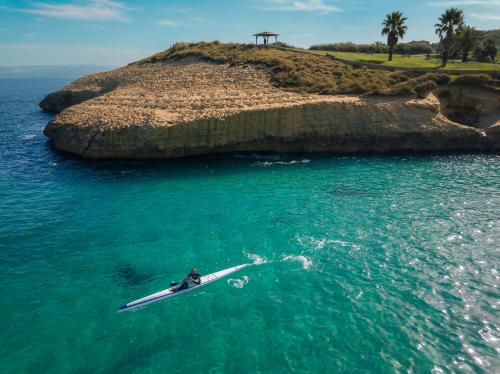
[175,267,201,291]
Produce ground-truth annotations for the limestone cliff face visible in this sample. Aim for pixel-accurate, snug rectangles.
[438,84,500,129]
[41,60,499,159]
[39,69,122,113]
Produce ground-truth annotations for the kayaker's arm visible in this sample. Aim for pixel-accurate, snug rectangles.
[173,275,189,286]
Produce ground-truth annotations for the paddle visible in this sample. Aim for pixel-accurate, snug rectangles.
[170,276,188,288]
[170,276,198,289]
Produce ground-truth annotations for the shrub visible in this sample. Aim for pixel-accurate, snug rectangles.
[309,42,365,53]
[367,73,451,97]
[310,41,433,55]
[474,39,498,63]
[415,81,439,98]
[452,74,491,85]
[273,41,297,49]
[395,41,433,55]
[449,74,499,91]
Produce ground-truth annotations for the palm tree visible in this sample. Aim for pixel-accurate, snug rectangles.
[435,8,464,67]
[381,11,408,61]
[456,26,480,62]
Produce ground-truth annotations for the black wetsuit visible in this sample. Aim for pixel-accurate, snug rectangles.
[188,272,201,284]
[177,272,201,290]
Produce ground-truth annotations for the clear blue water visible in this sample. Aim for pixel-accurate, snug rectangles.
[0,77,499,373]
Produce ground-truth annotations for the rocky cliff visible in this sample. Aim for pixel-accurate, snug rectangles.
[41,44,500,159]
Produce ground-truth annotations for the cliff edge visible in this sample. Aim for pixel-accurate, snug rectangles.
[41,42,500,158]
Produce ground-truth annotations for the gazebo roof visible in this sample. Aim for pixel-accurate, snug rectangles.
[253,31,280,37]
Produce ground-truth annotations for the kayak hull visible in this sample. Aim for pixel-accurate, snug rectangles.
[118,263,249,312]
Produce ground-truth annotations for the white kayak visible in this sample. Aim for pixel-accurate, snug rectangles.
[118,263,250,312]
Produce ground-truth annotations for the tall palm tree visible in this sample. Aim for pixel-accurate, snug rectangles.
[435,8,464,67]
[456,25,480,62]
[381,11,408,61]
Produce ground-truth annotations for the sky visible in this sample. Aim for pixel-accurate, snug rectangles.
[0,0,499,66]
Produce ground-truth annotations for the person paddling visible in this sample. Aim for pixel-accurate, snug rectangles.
[174,267,201,291]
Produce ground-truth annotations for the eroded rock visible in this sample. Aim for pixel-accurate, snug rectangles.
[438,84,500,129]
[41,60,500,158]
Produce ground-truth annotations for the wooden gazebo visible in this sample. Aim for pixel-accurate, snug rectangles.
[253,31,280,45]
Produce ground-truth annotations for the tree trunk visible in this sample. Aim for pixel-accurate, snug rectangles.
[388,49,393,62]
[442,49,448,67]
[462,50,469,62]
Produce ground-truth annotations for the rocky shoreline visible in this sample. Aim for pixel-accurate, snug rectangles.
[41,47,500,159]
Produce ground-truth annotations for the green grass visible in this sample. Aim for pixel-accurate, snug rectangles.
[308,50,499,71]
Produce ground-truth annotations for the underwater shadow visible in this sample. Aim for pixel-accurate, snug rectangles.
[112,264,155,288]
[44,141,319,181]
[328,185,373,198]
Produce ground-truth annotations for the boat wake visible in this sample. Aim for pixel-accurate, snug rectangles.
[227,276,250,288]
[296,234,361,251]
[244,252,270,265]
[282,254,313,270]
[244,251,313,270]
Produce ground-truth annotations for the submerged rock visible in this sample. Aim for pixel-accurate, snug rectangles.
[41,49,499,159]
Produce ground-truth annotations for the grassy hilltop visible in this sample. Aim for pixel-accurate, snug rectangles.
[139,41,412,95]
[138,42,498,98]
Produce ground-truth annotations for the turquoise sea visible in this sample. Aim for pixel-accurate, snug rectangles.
[0,77,499,373]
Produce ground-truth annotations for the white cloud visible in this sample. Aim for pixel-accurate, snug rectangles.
[426,0,500,25]
[10,0,130,21]
[157,19,180,26]
[470,12,500,20]
[255,0,341,13]
[427,0,500,6]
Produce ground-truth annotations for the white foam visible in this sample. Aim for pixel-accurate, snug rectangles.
[256,159,310,167]
[446,234,463,242]
[244,252,269,265]
[227,275,250,288]
[19,134,36,140]
[296,235,360,251]
[330,239,360,249]
[282,255,313,270]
